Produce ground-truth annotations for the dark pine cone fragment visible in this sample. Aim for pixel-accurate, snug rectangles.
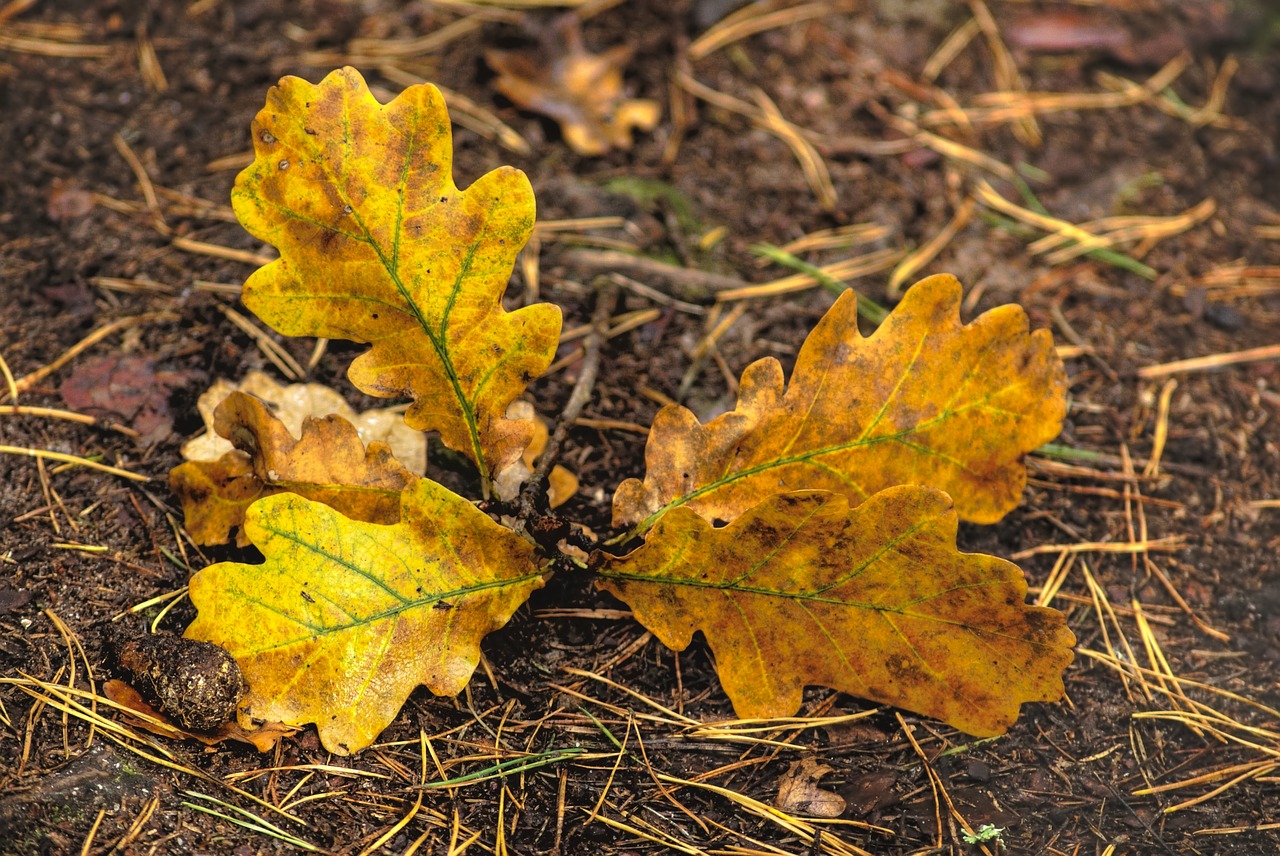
[112,626,246,732]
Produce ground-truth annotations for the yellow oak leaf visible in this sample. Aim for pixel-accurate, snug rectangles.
[613,274,1067,534]
[170,392,413,546]
[598,487,1075,736]
[231,67,561,483]
[185,479,543,754]
[486,18,660,156]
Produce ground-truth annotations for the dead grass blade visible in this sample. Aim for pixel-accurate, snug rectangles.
[1028,199,1215,265]
[898,712,996,855]
[717,247,903,302]
[689,1,852,61]
[0,28,110,58]
[967,0,1040,146]
[922,16,980,82]
[675,72,837,212]
[1175,263,1280,299]
[974,179,1159,278]
[0,446,149,482]
[7,312,179,397]
[774,223,890,256]
[1,676,309,824]
[924,53,1191,128]
[1137,343,1280,379]
[0,404,141,438]
[217,305,306,380]
[170,236,275,266]
[1011,535,1185,561]
[655,771,882,856]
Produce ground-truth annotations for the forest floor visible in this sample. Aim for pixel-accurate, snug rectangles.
[2,0,1279,853]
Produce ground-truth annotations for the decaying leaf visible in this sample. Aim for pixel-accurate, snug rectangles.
[185,479,544,754]
[613,275,1067,534]
[60,354,185,444]
[182,371,426,475]
[486,18,660,156]
[599,487,1075,736]
[103,680,296,752]
[232,67,561,483]
[170,392,414,546]
[775,758,847,818]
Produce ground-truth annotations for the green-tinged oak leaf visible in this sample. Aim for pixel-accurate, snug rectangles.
[613,274,1068,533]
[169,392,413,546]
[185,479,543,754]
[599,487,1075,736]
[232,66,561,480]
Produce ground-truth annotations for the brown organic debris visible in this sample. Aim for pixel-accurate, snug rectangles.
[486,17,660,156]
[775,758,848,818]
[110,626,246,732]
[170,392,415,546]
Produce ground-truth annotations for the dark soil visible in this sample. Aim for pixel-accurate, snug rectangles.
[3,1,1280,853]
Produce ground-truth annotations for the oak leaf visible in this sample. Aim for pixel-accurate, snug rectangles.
[169,392,414,546]
[185,479,543,754]
[613,275,1067,534]
[599,487,1075,736]
[182,371,426,476]
[232,67,561,482]
[486,18,660,156]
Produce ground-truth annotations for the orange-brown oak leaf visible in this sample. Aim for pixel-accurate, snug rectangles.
[231,67,561,481]
[486,18,660,156]
[169,392,413,546]
[613,274,1068,534]
[185,479,543,754]
[169,450,260,547]
[599,487,1075,736]
[182,371,426,476]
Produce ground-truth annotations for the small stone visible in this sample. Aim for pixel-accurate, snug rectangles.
[1203,303,1246,332]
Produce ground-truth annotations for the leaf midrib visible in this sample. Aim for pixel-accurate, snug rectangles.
[275,81,490,480]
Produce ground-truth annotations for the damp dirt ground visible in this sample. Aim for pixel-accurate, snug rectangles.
[2,1,1279,853]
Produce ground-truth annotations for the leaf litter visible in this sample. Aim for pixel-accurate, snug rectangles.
[169,391,416,546]
[486,16,661,157]
[176,68,1072,749]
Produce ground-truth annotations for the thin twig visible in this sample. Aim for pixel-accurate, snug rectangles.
[517,280,617,522]
[563,248,746,300]
[10,312,180,396]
